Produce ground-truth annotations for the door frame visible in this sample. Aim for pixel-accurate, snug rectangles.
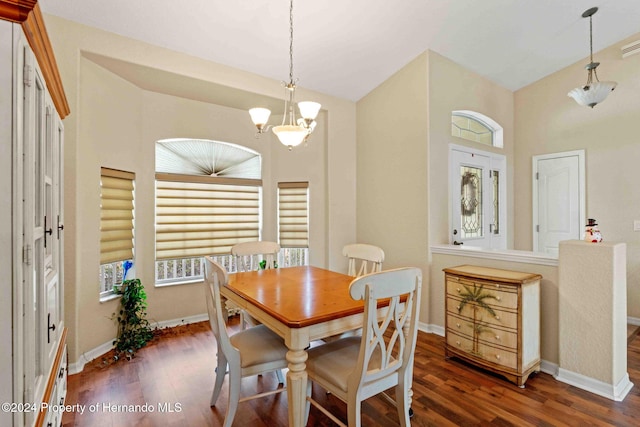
[532,150,586,253]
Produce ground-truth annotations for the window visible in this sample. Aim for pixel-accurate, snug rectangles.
[451,110,503,148]
[154,139,262,285]
[99,168,135,296]
[278,182,309,267]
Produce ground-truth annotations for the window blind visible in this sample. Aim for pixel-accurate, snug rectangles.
[278,182,309,248]
[155,173,262,260]
[100,167,135,265]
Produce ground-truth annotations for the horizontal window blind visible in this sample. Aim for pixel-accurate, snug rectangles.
[155,173,262,260]
[100,168,135,265]
[278,182,309,248]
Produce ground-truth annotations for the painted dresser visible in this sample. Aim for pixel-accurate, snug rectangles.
[444,265,541,387]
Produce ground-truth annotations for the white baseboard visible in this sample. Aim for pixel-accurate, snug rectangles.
[555,368,634,401]
[419,322,445,336]
[68,313,209,375]
[628,316,640,326]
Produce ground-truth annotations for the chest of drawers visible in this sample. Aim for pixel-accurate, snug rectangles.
[443,265,541,387]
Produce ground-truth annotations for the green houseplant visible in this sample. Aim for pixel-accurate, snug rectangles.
[112,278,154,360]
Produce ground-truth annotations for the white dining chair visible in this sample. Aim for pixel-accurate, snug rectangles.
[342,243,385,277]
[204,256,288,427]
[231,241,281,329]
[304,267,422,427]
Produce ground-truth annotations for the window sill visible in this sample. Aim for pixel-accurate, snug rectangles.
[99,292,120,303]
[155,277,204,288]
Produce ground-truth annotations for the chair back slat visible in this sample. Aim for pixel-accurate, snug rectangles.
[204,256,237,358]
[347,267,421,392]
[342,243,385,277]
[231,241,280,271]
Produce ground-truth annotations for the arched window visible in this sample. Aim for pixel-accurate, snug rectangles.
[154,139,262,285]
[451,110,503,148]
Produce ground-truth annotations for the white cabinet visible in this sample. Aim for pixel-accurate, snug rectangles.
[444,265,541,387]
[1,4,69,426]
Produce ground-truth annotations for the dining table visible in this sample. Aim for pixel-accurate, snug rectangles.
[220,265,410,427]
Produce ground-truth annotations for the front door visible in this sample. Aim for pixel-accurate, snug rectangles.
[450,145,506,249]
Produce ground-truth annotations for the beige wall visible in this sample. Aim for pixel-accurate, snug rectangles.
[514,32,640,318]
[356,50,515,325]
[44,15,357,363]
[356,52,431,320]
[427,51,515,248]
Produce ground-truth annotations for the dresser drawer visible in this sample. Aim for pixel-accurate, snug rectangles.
[446,296,518,330]
[447,330,518,370]
[447,313,518,350]
[446,277,518,310]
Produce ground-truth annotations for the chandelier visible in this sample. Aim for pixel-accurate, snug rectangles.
[249,0,321,150]
[567,7,617,108]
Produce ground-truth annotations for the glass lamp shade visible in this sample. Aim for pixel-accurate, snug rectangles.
[272,124,308,148]
[298,101,321,120]
[249,108,271,127]
[568,81,617,108]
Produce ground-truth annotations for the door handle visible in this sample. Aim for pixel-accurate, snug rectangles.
[47,313,56,344]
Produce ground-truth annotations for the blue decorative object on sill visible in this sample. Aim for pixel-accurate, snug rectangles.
[122,260,133,282]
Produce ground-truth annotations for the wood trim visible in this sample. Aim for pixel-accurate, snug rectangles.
[0,0,37,23]
[21,3,70,118]
[35,326,67,427]
[156,172,262,187]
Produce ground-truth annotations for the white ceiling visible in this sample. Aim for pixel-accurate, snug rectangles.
[40,0,640,102]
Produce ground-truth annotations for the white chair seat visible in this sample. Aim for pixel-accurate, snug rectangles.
[230,324,289,368]
[307,336,387,393]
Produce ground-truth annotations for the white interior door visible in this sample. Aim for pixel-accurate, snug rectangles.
[533,151,585,256]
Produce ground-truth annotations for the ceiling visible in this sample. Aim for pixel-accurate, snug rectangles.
[40,0,640,102]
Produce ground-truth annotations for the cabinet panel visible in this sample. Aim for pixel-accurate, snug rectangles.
[447,313,518,349]
[446,296,518,330]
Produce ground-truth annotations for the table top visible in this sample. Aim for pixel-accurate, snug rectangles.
[226,266,361,328]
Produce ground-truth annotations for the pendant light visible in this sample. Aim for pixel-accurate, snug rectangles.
[567,7,617,108]
[249,0,321,150]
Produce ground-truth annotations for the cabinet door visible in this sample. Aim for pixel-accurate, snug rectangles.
[18,31,64,426]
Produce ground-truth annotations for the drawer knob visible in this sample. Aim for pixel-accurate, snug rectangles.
[495,335,501,340]
[495,315,500,320]
[496,296,501,301]
[456,305,461,310]
[456,288,461,293]
[495,354,501,360]
[456,341,461,346]
[456,323,461,328]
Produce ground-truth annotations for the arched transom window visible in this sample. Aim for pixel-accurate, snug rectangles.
[451,110,503,148]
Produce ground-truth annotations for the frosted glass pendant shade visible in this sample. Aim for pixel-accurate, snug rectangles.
[272,125,307,149]
[298,101,321,120]
[249,108,271,127]
[568,81,617,108]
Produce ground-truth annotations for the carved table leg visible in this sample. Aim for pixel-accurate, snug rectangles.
[286,348,308,427]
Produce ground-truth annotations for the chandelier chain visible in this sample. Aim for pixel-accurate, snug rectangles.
[288,0,294,85]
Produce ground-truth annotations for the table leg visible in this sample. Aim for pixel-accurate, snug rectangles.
[286,348,308,427]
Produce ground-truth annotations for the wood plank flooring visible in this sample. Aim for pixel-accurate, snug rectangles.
[62,318,640,426]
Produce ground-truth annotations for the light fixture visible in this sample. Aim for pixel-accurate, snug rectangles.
[249,0,321,150]
[567,7,617,108]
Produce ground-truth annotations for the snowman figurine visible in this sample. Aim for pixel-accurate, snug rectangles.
[584,218,603,243]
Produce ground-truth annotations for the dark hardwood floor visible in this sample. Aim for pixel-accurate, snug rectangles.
[62,318,640,426]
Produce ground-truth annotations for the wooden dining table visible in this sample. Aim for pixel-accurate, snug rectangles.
[221,265,393,427]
